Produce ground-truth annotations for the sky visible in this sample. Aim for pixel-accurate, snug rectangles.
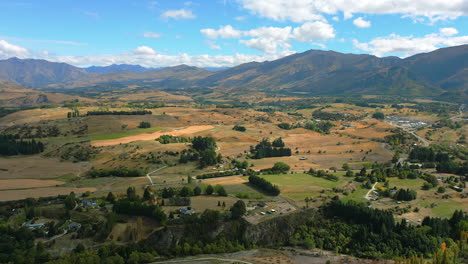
[0,0,467,67]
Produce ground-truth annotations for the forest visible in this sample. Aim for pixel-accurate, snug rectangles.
[0,135,44,156]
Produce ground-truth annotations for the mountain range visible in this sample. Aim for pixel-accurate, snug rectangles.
[0,45,466,101]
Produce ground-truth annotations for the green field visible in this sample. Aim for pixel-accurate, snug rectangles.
[259,173,345,188]
[387,178,425,189]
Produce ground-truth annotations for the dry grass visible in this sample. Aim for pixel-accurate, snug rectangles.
[0,187,96,201]
[91,125,215,146]
[0,156,88,179]
[0,179,64,190]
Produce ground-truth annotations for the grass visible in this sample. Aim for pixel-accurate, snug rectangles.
[89,126,164,140]
[342,186,369,203]
[387,178,425,189]
[259,173,345,189]
[419,199,464,218]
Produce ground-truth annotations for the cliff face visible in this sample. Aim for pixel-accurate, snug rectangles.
[144,209,317,250]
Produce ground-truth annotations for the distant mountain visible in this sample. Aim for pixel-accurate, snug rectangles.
[49,64,213,90]
[204,67,229,72]
[193,45,468,100]
[0,57,89,88]
[1,45,466,101]
[84,64,156,73]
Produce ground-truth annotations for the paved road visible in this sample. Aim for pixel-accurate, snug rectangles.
[386,121,429,147]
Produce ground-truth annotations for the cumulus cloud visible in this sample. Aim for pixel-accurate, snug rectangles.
[201,25,243,39]
[353,29,468,57]
[44,51,293,68]
[201,22,335,54]
[161,9,195,20]
[133,46,157,55]
[238,0,467,23]
[353,17,371,28]
[292,21,335,42]
[0,40,29,59]
[439,27,458,37]
[143,32,162,38]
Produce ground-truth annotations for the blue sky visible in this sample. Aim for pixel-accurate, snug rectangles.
[0,0,467,67]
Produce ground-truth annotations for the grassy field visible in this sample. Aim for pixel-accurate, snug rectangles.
[387,178,425,189]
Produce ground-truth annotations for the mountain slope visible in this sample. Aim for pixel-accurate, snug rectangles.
[49,64,213,90]
[84,64,154,73]
[0,58,89,88]
[196,45,467,99]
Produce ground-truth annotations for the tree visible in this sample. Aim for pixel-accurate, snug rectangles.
[143,187,152,201]
[193,186,202,196]
[230,200,246,219]
[179,186,193,197]
[127,187,137,201]
[216,185,228,197]
[342,163,350,171]
[205,184,214,195]
[106,192,116,203]
[64,192,77,210]
[272,137,285,148]
[138,121,151,128]
[437,186,446,193]
[372,112,385,120]
[271,162,290,173]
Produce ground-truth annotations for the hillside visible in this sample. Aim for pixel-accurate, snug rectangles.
[0,81,94,107]
[195,45,467,100]
[0,45,466,101]
[84,64,155,73]
[0,57,89,88]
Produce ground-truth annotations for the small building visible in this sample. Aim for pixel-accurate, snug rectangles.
[257,202,267,208]
[179,207,195,215]
[67,222,82,230]
[81,199,96,207]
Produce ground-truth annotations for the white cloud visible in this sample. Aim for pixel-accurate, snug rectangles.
[238,0,468,23]
[143,32,162,38]
[332,16,339,21]
[39,50,49,56]
[201,22,335,54]
[353,17,371,28]
[292,21,335,42]
[206,40,221,50]
[0,40,29,59]
[161,9,195,20]
[353,30,468,57]
[440,27,458,37]
[44,50,293,68]
[235,16,246,21]
[201,25,243,39]
[133,46,157,55]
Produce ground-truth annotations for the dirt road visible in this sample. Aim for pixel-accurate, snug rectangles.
[91,125,214,147]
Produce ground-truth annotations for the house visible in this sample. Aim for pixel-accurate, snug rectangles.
[257,202,267,208]
[179,207,195,215]
[67,222,82,230]
[81,199,96,207]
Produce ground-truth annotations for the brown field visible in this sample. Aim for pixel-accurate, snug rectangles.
[0,179,64,190]
[0,187,96,201]
[91,125,215,146]
[202,176,248,186]
[0,156,89,179]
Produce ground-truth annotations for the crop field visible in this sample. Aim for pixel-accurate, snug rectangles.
[0,187,96,201]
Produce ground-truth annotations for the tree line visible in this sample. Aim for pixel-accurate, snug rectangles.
[248,175,280,196]
[250,138,291,159]
[87,167,146,178]
[0,135,44,156]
